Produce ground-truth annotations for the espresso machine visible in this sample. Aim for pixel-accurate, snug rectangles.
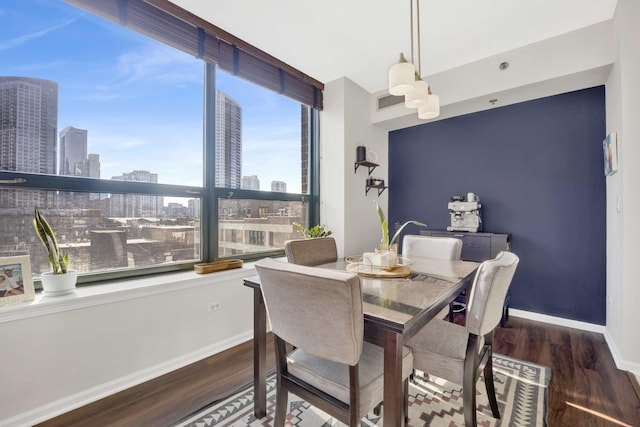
[447,192,482,232]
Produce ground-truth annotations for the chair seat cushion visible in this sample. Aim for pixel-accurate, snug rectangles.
[288,342,413,418]
[406,319,483,384]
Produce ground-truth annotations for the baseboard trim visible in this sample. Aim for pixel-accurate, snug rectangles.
[603,328,640,377]
[0,330,254,427]
[510,309,640,378]
[627,371,640,402]
[509,308,606,333]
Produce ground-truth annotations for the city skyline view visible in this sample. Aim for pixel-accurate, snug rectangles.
[1,0,303,197]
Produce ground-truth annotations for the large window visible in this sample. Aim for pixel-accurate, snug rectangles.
[0,1,319,283]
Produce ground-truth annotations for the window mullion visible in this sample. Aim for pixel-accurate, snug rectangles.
[203,62,217,262]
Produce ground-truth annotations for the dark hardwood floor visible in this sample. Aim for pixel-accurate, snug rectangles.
[37,317,640,427]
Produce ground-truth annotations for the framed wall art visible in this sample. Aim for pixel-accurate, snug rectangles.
[603,132,618,176]
[0,255,35,307]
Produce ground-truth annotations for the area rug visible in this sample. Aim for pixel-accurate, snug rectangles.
[172,354,550,426]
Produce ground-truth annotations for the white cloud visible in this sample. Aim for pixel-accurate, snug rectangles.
[0,18,77,51]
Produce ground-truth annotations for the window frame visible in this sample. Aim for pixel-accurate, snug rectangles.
[0,35,320,286]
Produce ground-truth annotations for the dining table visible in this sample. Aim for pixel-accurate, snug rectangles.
[243,256,480,427]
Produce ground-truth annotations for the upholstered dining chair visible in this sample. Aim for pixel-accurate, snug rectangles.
[403,234,464,321]
[405,251,519,427]
[284,236,338,266]
[402,234,463,260]
[255,258,414,426]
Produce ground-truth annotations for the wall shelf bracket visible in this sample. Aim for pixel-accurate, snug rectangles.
[354,161,378,175]
[365,184,387,197]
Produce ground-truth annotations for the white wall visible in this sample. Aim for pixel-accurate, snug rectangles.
[0,269,256,427]
[321,77,388,257]
[605,0,640,375]
[319,78,346,257]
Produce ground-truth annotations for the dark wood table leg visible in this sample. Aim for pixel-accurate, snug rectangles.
[383,330,405,427]
[253,288,267,419]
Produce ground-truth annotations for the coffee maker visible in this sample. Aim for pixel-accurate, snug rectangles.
[447,193,482,232]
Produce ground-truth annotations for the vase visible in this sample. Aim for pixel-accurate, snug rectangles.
[40,271,78,297]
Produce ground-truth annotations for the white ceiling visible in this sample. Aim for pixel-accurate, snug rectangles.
[168,0,617,94]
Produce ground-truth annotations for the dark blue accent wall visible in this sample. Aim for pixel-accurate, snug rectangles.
[389,86,606,325]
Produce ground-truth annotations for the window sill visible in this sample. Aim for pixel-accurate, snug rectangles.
[0,262,259,324]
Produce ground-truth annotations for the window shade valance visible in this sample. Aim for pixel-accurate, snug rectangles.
[64,0,324,109]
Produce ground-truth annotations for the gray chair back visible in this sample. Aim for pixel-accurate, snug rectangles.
[466,251,519,336]
[284,237,338,266]
[255,258,363,365]
[402,235,462,260]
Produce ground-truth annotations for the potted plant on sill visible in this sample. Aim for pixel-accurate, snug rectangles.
[292,222,332,239]
[33,207,77,296]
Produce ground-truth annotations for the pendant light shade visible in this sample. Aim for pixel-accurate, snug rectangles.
[404,78,429,108]
[418,93,440,119]
[388,0,441,119]
[388,53,416,96]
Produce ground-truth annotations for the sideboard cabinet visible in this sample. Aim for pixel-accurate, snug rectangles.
[419,230,510,262]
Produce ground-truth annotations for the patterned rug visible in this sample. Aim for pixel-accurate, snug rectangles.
[172,354,550,426]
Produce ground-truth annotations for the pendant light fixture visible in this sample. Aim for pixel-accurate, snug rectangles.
[405,73,429,108]
[388,0,415,96]
[388,0,440,119]
[418,88,440,119]
[388,53,415,96]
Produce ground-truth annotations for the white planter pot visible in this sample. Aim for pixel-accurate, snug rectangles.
[40,271,78,297]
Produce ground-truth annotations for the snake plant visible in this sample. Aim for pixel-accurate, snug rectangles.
[33,207,69,274]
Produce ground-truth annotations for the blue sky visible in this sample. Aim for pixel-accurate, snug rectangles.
[0,0,302,194]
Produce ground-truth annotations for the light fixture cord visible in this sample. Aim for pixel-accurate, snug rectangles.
[416,0,422,77]
[409,0,414,65]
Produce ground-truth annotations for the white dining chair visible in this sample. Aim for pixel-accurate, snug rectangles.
[406,251,519,427]
[403,234,464,321]
[402,234,462,260]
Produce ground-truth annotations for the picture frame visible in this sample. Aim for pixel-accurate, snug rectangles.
[603,132,618,176]
[0,255,35,307]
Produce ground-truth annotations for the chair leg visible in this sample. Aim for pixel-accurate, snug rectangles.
[484,356,501,419]
[404,378,410,423]
[462,378,477,427]
[274,383,288,427]
[373,402,382,416]
[463,335,480,427]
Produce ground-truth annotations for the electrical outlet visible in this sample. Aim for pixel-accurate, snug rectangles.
[208,301,222,312]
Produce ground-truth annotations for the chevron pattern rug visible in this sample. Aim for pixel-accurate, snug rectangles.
[172,354,550,427]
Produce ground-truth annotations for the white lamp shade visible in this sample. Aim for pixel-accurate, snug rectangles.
[389,61,416,96]
[418,93,441,119]
[404,79,429,108]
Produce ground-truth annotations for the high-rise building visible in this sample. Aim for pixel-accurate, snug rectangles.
[0,76,58,207]
[111,170,163,217]
[86,153,101,178]
[59,127,100,178]
[241,175,260,190]
[187,198,200,218]
[215,91,242,189]
[59,126,87,176]
[271,181,287,192]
